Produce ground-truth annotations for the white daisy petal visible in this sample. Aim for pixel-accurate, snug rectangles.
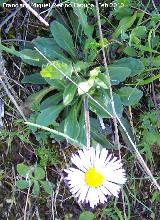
[99,148,108,163]
[104,181,121,197]
[65,146,127,208]
[78,185,89,203]
[86,188,99,208]
[97,188,108,203]
[104,154,112,165]
[100,185,111,196]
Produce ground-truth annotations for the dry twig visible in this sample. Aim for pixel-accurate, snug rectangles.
[20,0,49,27]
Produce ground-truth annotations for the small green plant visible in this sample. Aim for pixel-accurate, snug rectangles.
[16,163,54,195]
[0,12,145,149]
[79,211,94,220]
[37,146,59,167]
[138,110,160,165]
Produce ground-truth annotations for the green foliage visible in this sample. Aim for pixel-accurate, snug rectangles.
[0,3,145,150]
[50,21,76,58]
[117,86,143,106]
[36,104,64,126]
[16,163,54,195]
[37,147,59,167]
[138,110,160,165]
[79,211,94,220]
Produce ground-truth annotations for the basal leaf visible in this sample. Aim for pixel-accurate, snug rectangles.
[89,92,123,118]
[63,83,77,106]
[50,21,76,58]
[64,106,80,139]
[0,44,46,66]
[20,49,47,66]
[36,105,64,126]
[77,109,86,146]
[33,37,68,62]
[22,73,47,84]
[40,93,63,110]
[23,87,54,111]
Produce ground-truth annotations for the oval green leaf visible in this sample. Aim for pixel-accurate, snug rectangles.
[117,86,143,106]
[63,83,77,106]
[64,106,80,139]
[50,21,76,58]
[36,104,64,126]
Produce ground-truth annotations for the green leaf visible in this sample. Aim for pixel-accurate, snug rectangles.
[64,106,80,139]
[131,26,146,38]
[0,44,47,67]
[95,73,109,89]
[133,44,160,54]
[45,79,66,90]
[40,61,73,80]
[24,87,54,110]
[16,180,30,189]
[40,181,53,194]
[90,118,115,149]
[0,43,21,57]
[34,166,45,180]
[17,163,30,177]
[141,56,160,67]
[135,73,160,85]
[89,96,110,118]
[108,66,131,85]
[77,109,86,146]
[50,21,76,58]
[25,121,85,148]
[40,93,63,110]
[124,47,137,56]
[89,92,123,118]
[63,83,77,105]
[111,57,144,76]
[74,61,90,72]
[118,116,136,150]
[113,12,137,38]
[32,180,40,195]
[115,6,133,20]
[36,105,64,126]
[73,7,93,38]
[79,211,94,220]
[33,37,68,62]
[117,86,143,106]
[20,49,47,66]
[21,73,47,84]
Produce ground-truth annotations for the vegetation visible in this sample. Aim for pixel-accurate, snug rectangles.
[0,0,160,219]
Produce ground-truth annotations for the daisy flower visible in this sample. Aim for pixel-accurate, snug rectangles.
[65,145,127,208]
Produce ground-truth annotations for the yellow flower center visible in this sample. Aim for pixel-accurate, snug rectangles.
[85,167,104,187]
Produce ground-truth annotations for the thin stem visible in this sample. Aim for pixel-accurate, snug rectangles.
[84,96,91,149]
